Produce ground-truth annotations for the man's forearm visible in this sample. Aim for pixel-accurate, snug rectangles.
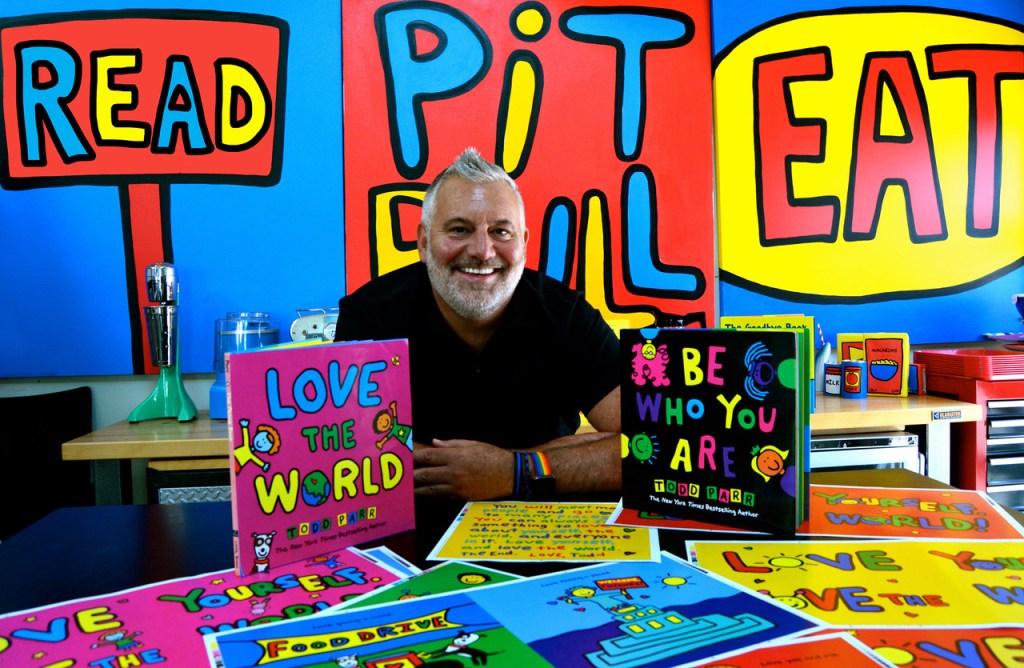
[533,433,622,495]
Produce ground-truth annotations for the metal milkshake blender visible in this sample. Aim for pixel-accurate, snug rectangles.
[128,263,197,422]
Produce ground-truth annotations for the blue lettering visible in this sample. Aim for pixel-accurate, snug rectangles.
[266,369,297,420]
[375,4,490,178]
[16,42,92,164]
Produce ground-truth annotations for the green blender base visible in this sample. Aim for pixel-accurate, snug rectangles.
[128,364,197,422]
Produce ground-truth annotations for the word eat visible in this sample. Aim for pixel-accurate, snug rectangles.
[758,46,1023,242]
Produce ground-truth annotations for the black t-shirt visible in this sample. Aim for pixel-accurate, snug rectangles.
[334,263,619,449]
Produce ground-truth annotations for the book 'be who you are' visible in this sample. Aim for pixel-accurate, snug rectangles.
[621,328,809,534]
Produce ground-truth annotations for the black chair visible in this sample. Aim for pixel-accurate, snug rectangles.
[0,386,94,541]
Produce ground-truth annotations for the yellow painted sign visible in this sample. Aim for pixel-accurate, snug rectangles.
[716,9,1024,300]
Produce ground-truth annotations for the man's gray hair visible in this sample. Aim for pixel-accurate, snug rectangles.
[420,147,525,230]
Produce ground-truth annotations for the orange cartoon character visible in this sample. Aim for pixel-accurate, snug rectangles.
[234,418,282,473]
[751,444,789,482]
[373,400,413,451]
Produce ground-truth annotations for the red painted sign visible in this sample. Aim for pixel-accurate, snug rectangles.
[1,10,286,187]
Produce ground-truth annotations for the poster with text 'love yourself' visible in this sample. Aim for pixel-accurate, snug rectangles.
[612,484,1024,540]
[689,540,1024,627]
[0,547,402,668]
[827,626,1024,667]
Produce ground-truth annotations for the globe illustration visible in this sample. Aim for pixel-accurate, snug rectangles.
[301,470,331,506]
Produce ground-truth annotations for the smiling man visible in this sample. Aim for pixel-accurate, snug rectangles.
[334,147,621,508]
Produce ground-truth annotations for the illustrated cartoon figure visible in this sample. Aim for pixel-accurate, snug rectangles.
[250,530,277,574]
[457,572,492,586]
[443,631,493,665]
[560,585,629,612]
[234,418,282,473]
[335,655,359,668]
[308,553,343,569]
[90,630,142,651]
[751,445,788,482]
[249,597,271,616]
[373,400,413,451]
[630,340,670,387]
[759,589,808,609]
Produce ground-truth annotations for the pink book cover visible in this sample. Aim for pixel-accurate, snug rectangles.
[227,339,415,576]
[0,547,405,667]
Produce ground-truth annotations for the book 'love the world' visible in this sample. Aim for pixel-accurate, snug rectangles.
[227,339,415,576]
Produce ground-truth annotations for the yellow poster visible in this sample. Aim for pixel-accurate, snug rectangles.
[428,502,658,562]
[689,539,1024,626]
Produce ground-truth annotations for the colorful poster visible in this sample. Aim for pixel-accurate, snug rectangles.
[0,547,402,668]
[693,633,886,667]
[688,539,1024,626]
[210,553,824,668]
[342,0,718,337]
[428,501,658,562]
[227,339,415,576]
[336,561,523,611]
[611,484,1024,540]
[836,626,1024,667]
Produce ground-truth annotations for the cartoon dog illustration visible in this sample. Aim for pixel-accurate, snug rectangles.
[443,631,493,665]
[250,530,276,574]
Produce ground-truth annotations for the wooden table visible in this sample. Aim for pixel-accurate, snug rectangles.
[65,394,982,504]
[62,411,228,504]
[812,392,982,484]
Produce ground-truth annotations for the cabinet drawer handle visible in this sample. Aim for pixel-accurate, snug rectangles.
[989,456,1024,466]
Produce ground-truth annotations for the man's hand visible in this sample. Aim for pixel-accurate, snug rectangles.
[413,439,515,500]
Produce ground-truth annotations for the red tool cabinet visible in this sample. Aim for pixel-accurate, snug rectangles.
[918,349,1024,511]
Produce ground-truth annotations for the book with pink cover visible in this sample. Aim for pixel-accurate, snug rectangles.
[0,548,404,668]
[227,339,415,576]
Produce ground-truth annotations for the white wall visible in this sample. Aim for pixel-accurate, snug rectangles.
[0,374,215,430]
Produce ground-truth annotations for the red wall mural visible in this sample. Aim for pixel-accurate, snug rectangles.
[341,0,718,332]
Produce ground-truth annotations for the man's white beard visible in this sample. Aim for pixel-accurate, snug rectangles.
[424,244,524,321]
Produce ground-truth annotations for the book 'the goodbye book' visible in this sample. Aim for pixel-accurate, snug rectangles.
[621,328,809,534]
[227,340,415,576]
